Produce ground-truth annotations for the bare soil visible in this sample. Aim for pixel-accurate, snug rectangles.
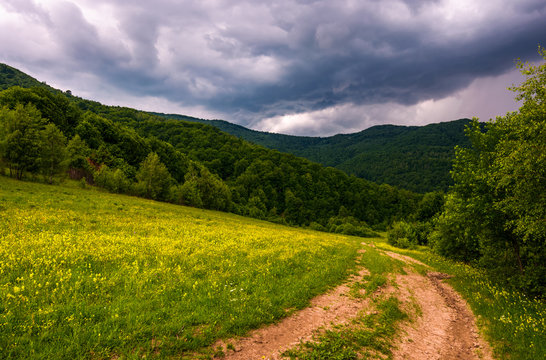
[389,261,494,360]
[216,245,494,360]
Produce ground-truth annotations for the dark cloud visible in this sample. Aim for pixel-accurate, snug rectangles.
[1,0,544,134]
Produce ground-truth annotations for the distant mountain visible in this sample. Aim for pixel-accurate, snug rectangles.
[155,113,471,192]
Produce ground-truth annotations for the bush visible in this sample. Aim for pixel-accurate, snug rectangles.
[169,182,203,208]
[387,221,414,249]
[93,166,131,194]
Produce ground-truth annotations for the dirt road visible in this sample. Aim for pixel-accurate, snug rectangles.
[217,246,493,360]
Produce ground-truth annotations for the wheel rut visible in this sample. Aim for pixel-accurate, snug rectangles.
[388,256,493,360]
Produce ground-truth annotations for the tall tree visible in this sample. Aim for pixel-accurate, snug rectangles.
[40,123,67,183]
[0,104,44,179]
[135,152,173,200]
[433,48,546,296]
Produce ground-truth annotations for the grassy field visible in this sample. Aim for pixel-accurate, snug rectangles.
[0,176,361,359]
[2,175,544,359]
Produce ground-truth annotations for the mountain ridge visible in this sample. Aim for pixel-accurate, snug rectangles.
[153,111,471,192]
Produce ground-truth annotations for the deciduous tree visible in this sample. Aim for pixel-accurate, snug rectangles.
[0,103,44,179]
[40,123,67,183]
[135,152,173,200]
[433,48,546,296]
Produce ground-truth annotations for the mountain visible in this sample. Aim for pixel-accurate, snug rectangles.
[0,62,469,193]
[155,113,471,192]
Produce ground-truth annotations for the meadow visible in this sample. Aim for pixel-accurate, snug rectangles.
[0,176,361,359]
[1,175,544,360]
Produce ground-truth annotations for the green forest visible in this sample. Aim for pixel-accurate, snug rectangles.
[1,48,545,299]
[154,113,471,193]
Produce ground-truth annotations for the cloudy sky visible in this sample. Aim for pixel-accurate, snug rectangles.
[1,0,544,136]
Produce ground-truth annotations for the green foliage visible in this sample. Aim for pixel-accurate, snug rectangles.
[0,86,81,137]
[65,134,93,181]
[160,112,472,192]
[429,193,481,262]
[111,112,421,228]
[134,152,173,200]
[327,208,379,238]
[387,221,414,249]
[184,163,232,211]
[0,63,51,90]
[412,191,444,222]
[433,48,546,296]
[388,219,435,249]
[39,123,67,183]
[93,165,131,194]
[0,103,44,179]
[169,181,203,208]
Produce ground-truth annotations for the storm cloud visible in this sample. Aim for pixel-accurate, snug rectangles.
[1,0,545,135]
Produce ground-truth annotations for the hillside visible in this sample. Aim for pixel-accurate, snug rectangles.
[0,175,361,358]
[156,112,471,192]
[0,63,53,91]
[0,65,423,232]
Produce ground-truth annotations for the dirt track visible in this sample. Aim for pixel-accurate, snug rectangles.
[392,270,493,360]
[217,246,493,360]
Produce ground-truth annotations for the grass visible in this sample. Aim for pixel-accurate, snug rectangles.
[0,176,362,359]
[375,242,546,360]
[3,174,543,359]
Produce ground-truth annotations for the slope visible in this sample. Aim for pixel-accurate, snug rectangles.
[0,174,361,359]
[0,65,422,231]
[0,63,54,91]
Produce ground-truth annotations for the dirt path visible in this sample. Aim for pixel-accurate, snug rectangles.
[216,246,494,360]
[217,248,371,359]
[388,256,493,360]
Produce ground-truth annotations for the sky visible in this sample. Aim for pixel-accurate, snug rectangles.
[0,0,544,136]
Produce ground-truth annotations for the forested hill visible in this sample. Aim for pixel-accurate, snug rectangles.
[0,63,469,193]
[154,113,472,192]
[0,63,54,91]
[0,63,430,234]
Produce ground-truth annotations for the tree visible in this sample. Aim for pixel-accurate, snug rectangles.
[182,163,231,211]
[94,165,131,194]
[66,134,93,181]
[135,152,173,200]
[433,48,546,296]
[0,104,44,179]
[40,123,67,183]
